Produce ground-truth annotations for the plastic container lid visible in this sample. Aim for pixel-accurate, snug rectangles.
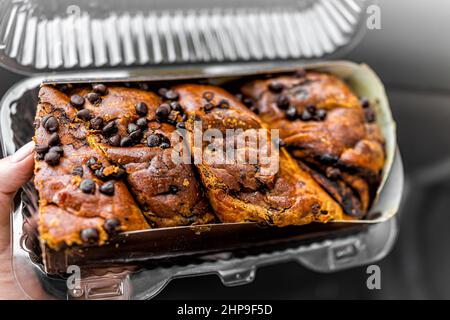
[0,0,370,74]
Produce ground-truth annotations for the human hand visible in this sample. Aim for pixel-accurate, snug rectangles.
[0,141,35,299]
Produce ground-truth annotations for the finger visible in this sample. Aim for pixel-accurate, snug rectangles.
[0,141,35,241]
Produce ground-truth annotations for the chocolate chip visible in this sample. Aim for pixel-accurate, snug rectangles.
[203,103,214,112]
[300,110,313,121]
[318,153,339,165]
[86,92,100,104]
[129,129,143,142]
[160,142,170,149]
[94,168,106,180]
[80,179,96,194]
[217,99,230,108]
[128,123,139,134]
[44,152,60,166]
[135,102,148,116]
[167,110,179,124]
[360,97,370,108]
[136,117,147,128]
[70,95,85,108]
[286,106,297,120]
[169,185,178,194]
[120,136,133,147]
[48,133,60,146]
[306,104,316,114]
[243,98,253,107]
[158,87,168,97]
[276,95,290,109]
[92,84,107,95]
[43,116,59,133]
[72,166,84,177]
[80,228,99,243]
[365,108,376,123]
[109,134,121,147]
[315,109,327,121]
[268,81,284,93]
[99,181,115,196]
[49,146,63,155]
[182,114,188,121]
[170,102,182,111]
[36,144,49,155]
[176,122,186,129]
[86,157,101,170]
[76,109,93,121]
[104,218,121,234]
[147,134,161,147]
[112,167,126,179]
[203,91,214,102]
[90,117,103,130]
[156,103,171,119]
[57,84,69,93]
[102,120,117,135]
[164,90,179,101]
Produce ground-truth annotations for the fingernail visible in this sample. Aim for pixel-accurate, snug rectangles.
[11,141,35,163]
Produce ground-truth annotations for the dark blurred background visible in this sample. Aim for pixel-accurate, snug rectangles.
[1,0,449,299]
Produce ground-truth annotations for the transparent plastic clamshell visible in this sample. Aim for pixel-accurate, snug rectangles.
[0,61,404,299]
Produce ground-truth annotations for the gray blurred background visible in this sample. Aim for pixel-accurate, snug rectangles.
[1,0,449,299]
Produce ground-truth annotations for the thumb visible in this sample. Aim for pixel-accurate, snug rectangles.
[0,141,35,246]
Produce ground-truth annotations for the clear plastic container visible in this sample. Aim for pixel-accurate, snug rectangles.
[0,0,404,300]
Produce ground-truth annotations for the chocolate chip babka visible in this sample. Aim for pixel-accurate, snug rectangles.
[33,71,384,250]
[240,71,385,218]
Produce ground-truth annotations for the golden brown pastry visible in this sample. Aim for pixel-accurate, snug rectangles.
[240,71,385,217]
[172,84,344,225]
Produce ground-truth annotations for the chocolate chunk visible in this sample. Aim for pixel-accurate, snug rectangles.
[43,116,59,133]
[104,218,121,234]
[102,120,117,135]
[36,144,49,155]
[86,157,101,170]
[306,104,316,114]
[135,102,148,116]
[268,81,284,93]
[112,167,126,179]
[160,142,170,149]
[70,94,85,108]
[170,102,182,111]
[120,136,133,147]
[127,123,139,134]
[176,122,186,129]
[276,95,290,109]
[300,110,313,121]
[315,109,327,121]
[129,129,143,142]
[99,181,115,196]
[49,146,63,155]
[147,134,161,147]
[109,134,121,147]
[169,185,178,194]
[136,117,148,128]
[72,166,84,177]
[156,103,171,119]
[80,228,99,243]
[217,99,230,108]
[92,84,107,95]
[57,84,69,93]
[44,152,60,166]
[86,92,100,104]
[318,153,339,165]
[360,97,370,108]
[90,117,103,130]
[202,91,214,102]
[80,179,96,194]
[48,133,60,146]
[286,106,297,120]
[182,114,188,121]
[94,168,106,180]
[76,109,93,121]
[365,108,376,123]
[164,90,179,101]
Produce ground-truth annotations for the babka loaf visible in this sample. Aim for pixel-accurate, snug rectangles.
[33,71,384,250]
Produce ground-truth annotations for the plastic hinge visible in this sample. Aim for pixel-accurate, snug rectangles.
[68,274,131,300]
[217,267,257,287]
